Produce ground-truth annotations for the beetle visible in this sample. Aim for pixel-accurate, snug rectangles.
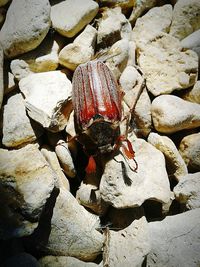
[71,60,137,174]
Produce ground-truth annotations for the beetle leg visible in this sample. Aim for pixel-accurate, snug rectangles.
[85,155,97,174]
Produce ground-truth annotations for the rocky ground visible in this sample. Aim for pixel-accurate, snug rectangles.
[0,0,200,266]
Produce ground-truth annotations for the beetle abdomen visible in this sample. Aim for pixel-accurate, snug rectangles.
[72,60,121,130]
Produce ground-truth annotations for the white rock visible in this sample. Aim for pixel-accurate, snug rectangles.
[0,0,51,58]
[129,0,157,25]
[174,172,200,210]
[19,71,72,132]
[51,0,99,38]
[147,209,200,267]
[181,29,200,51]
[138,34,198,96]
[44,189,104,261]
[55,140,76,178]
[107,214,150,267]
[0,43,3,109]
[97,7,131,48]
[127,40,136,66]
[100,137,172,209]
[97,0,134,9]
[105,39,129,79]
[10,34,63,80]
[0,144,56,239]
[65,110,76,138]
[179,133,200,172]
[131,5,173,51]
[148,132,188,181]
[170,0,200,40]
[39,256,101,267]
[0,0,10,7]
[151,95,200,134]
[41,146,70,191]
[182,80,200,104]
[2,93,43,148]
[59,25,97,71]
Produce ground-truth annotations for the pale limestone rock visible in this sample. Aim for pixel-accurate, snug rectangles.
[59,25,97,71]
[51,0,98,38]
[138,34,198,96]
[0,144,56,239]
[181,29,200,52]
[39,256,101,267]
[105,38,129,79]
[44,189,104,261]
[0,0,9,7]
[170,0,200,40]
[147,209,200,267]
[131,5,173,51]
[151,95,200,134]
[65,110,76,138]
[97,7,132,48]
[0,44,3,109]
[108,214,150,267]
[148,132,188,181]
[41,146,70,191]
[100,137,172,209]
[129,0,157,25]
[55,140,76,178]
[127,40,136,66]
[2,93,43,148]
[0,0,51,58]
[97,0,134,9]
[174,172,200,210]
[182,80,200,104]
[19,71,72,132]
[179,133,200,172]
[76,183,108,215]
[10,35,63,80]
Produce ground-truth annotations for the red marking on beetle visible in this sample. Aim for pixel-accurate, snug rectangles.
[85,155,96,174]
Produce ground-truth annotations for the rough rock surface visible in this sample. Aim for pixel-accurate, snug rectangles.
[179,133,200,172]
[100,137,172,209]
[147,209,200,267]
[44,189,104,261]
[148,132,188,181]
[51,0,99,38]
[0,144,55,239]
[138,34,198,96]
[59,25,97,71]
[19,71,72,132]
[2,93,43,148]
[174,172,200,210]
[182,80,200,104]
[170,0,200,40]
[0,0,51,58]
[151,95,200,134]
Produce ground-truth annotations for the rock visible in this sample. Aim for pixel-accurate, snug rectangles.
[0,0,51,58]
[2,93,43,148]
[138,34,198,96]
[41,146,70,191]
[0,0,10,7]
[10,34,64,80]
[174,172,200,210]
[65,110,76,138]
[97,7,131,48]
[97,0,134,9]
[182,80,200,104]
[181,29,200,53]
[106,211,150,267]
[148,132,188,181]
[39,255,100,267]
[76,183,108,215]
[147,208,200,267]
[44,189,104,261]
[127,40,136,66]
[129,0,157,25]
[169,0,200,40]
[3,71,17,95]
[179,133,200,172]
[19,71,72,132]
[51,0,99,38]
[131,5,173,51]
[0,144,56,239]
[100,137,172,209]
[55,140,76,178]
[151,95,200,134]
[105,38,129,79]
[59,25,97,71]
[0,43,3,109]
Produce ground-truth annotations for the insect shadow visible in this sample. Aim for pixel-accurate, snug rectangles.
[114,156,132,186]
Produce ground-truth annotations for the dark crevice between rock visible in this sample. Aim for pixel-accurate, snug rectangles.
[22,187,60,259]
[142,200,164,222]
